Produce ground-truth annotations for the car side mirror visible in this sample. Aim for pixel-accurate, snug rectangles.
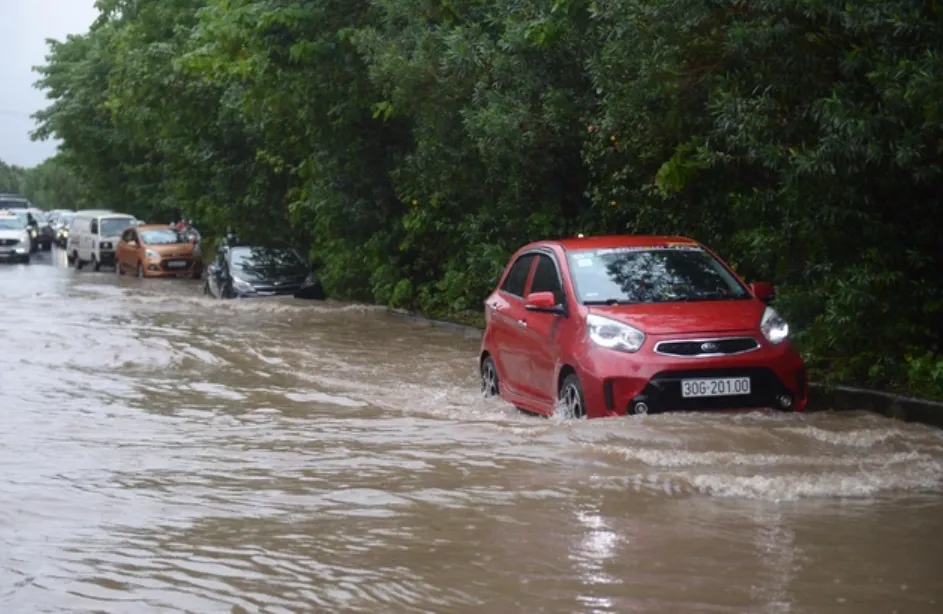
[750,282,775,304]
[525,291,564,313]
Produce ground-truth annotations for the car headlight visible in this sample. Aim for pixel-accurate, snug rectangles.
[586,313,645,353]
[232,277,253,292]
[145,249,159,259]
[760,306,789,344]
[29,229,37,237]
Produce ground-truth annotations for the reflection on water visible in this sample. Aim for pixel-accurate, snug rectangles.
[1,252,942,613]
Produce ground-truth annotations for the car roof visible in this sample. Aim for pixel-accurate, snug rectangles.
[74,209,115,216]
[529,234,702,252]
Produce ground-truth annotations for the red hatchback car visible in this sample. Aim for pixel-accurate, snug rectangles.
[479,235,808,418]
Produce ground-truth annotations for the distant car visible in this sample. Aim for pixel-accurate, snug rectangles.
[68,210,133,270]
[0,194,31,210]
[478,235,807,419]
[9,208,53,251]
[52,211,75,247]
[204,244,323,299]
[115,224,203,278]
[0,210,31,263]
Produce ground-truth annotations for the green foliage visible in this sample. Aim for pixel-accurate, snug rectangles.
[1,156,84,209]
[0,160,26,194]
[28,0,943,399]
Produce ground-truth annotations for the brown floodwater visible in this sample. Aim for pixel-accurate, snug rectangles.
[1,249,942,614]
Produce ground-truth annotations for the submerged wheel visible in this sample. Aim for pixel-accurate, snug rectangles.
[136,262,144,278]
[480,356,500,398]
[557,374,586,419]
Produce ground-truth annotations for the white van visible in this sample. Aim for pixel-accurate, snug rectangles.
[67,210,137,270]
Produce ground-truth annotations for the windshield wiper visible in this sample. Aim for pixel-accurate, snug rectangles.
[668,293,750,302]
[583,298,636,305]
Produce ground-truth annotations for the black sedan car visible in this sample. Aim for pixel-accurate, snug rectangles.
[13,209,54,251]
[203,244,325,299]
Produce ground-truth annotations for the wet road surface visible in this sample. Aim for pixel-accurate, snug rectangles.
[2,248,942,613]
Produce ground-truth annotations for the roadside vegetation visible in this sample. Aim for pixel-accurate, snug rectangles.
[18,0,943,399]
[1,157,83,210]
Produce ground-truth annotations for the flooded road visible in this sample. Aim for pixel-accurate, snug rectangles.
[2,250,942,614]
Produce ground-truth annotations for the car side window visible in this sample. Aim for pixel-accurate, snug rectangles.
[90,219,98,234]
[500,253,535,297]
[529,254,564,304]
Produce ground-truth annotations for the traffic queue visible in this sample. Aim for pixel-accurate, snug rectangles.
[0,196,325,301]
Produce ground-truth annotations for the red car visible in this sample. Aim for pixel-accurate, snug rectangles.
[479,235,807,418]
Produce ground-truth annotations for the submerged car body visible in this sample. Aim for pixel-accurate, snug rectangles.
[479,235,807,419]
[204,244,323,299]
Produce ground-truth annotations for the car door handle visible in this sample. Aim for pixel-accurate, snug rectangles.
[517,319,527,327]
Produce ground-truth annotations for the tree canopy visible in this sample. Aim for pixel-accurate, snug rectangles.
[1,156,83,210]
[28,0,943,399]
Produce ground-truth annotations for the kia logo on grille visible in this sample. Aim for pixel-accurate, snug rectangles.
[700,342,719,353]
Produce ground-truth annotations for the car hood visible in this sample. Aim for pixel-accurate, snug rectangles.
[587,300,765,335]
[0,228,29,240]
[147,243,197,257]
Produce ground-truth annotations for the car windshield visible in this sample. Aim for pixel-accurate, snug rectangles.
[0,217,25,230]
[0,199,28,209]
[58,213,74,225]
[100,217,134,236]
[28,210,48,224]
[139,229,186,244]
[567,246,750,304]
[230,247,306,278]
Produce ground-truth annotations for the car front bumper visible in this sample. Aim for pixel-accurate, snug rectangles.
[574,334,808,418]
[0,247,30,262]
[142,258,203,278]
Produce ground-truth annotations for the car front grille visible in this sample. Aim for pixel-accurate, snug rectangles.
[635,366,791,412]
[253,284,300,294]
[160,259,194,271]
[0,239,18,246]
[654,337,760,357]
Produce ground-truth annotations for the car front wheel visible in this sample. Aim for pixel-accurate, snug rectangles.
[557,373,586,419]
[480,356,500,398]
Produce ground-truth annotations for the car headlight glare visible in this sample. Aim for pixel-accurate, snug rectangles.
[586,313,645,353]
[232,277,253,292]
[760,306,789,344]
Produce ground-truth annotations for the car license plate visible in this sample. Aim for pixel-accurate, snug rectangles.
[681,377,751,398]
[167,260,187,268]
